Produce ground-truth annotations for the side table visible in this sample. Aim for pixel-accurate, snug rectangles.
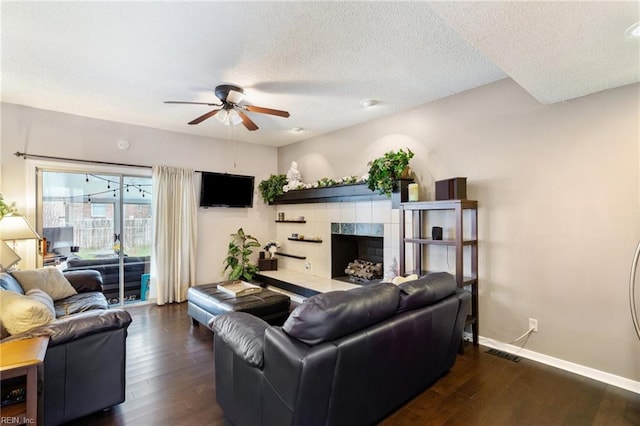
[0,336,49,426]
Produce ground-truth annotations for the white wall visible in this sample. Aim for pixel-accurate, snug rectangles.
[279,79,640,384]
[0,103,277,284]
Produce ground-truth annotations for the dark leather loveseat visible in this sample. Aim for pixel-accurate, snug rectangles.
[211,272,470,426]
[64,256,150,304]
[0,270,132,426]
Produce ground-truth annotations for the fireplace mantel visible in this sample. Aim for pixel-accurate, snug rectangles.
[270,179,412,207]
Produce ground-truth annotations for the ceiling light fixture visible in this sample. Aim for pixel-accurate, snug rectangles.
[216,109,242,126]
[360,99,379,108]
[626,22,640,38]
[291,127,303,132]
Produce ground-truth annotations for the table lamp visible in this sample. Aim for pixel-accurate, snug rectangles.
[0,215,41,269]
[0,239,21,271]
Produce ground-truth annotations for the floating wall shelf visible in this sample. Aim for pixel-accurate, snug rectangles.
[287,238,322,243]
[275,252,306,260]
[270,180,412,208]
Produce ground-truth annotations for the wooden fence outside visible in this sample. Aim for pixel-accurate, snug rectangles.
[70,218,152,250]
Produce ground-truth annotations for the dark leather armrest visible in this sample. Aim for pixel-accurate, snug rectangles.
[1,309,132,346]
[210,311,269,368]
[64,270,104,293]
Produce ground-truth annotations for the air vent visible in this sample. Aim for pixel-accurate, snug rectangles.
[486,348,522,363]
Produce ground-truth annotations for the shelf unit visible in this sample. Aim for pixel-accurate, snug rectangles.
[398,199,478,346]
[275,220,306,223]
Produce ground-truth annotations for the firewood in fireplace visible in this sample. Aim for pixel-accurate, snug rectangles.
[345,259,383,281]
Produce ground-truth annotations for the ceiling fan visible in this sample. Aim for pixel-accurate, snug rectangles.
[164,84,290,131]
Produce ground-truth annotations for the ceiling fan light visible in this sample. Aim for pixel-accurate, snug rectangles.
[216,110,230,125]
[227,89,245,104]
[228,109,243,126]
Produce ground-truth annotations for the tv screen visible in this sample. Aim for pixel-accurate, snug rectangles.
[200,172,255,208]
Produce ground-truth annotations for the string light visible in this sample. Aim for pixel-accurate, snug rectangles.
[79,174,152,202]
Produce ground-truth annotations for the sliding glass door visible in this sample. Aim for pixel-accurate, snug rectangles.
[39,170,152,306]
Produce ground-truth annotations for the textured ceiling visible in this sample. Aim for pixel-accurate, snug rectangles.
[1,1,638,147]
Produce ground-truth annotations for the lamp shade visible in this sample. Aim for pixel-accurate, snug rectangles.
[0,215,41,241]
[0,239,21,271]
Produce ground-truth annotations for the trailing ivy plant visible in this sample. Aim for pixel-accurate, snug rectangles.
[366,148,414,196]
[258,174,287,204]
[223,228,260,281]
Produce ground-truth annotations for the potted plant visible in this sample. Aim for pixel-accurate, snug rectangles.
[0,193,17,218]
[223,228,260,281]
[258,174,287,203]
[366,148,414,196]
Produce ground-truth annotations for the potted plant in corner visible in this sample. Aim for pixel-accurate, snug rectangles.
[258,174,288,204]
[223,228,260,281]
[366,148,414,196]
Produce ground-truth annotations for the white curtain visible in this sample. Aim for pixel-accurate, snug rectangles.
[152,166,197,305]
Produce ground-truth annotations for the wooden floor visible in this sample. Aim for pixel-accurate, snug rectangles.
[67,303,639,426]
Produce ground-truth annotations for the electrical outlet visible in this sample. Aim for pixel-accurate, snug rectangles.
[529,318,538,332]
[305,262,311,270]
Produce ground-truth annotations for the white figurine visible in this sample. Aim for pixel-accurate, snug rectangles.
[284,161,303,192]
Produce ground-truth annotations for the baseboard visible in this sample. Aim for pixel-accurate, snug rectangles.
[465,333,640,394]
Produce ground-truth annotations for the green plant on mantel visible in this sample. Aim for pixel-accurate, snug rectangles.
[223,228,260,281]
[258,174,287,203]
[0,193,17,218]
[366,148,414,196]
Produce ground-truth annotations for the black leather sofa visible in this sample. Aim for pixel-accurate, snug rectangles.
[0,270,132,426]
[64,256,150,304]
[211,272,470,426]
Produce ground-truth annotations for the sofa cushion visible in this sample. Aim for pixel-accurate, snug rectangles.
[396,272,457,313]
[55,292,109,317]
[63,270,103,293]
[0,289,55,336]
[283,282,400,345]
[11,267,77,301]
[211,312,269,368]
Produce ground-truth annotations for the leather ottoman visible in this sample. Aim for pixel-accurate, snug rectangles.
[187,283,291,328]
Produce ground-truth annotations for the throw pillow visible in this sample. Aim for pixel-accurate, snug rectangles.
[0,289,55,335]
[25,288,56,317]
[11,267,77,301]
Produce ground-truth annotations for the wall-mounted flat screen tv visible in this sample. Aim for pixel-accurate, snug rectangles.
[200,172,255,208]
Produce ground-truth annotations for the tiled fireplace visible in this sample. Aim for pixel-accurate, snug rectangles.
[273,200,402,281]
[330,223,384,282]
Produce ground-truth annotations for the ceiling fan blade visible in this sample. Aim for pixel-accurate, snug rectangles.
[237,110,259,131]
[165,101,221,106]
[244,105,290,118]
[188,109,221,125]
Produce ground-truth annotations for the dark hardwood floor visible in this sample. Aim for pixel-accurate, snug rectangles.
[67,303,639,426]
